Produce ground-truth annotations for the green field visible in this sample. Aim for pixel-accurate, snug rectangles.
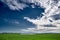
[0,33,60,40]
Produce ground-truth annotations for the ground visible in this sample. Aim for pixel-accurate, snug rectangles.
[0,33,60,40]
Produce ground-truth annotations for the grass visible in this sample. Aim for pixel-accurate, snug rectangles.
[0,33,60,40]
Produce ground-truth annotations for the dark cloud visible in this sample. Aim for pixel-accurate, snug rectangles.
[42,24,56,27]
[51,14,60,20]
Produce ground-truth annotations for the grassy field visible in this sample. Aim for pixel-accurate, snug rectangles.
[0,33,60,40]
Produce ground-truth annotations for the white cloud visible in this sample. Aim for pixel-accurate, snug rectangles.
[23,0,60,33]
[8,20,20,25]
[3,18,20,24]
[0,0,50,10]
[1,0,28,10]
[20,27,60,33]
[1,0,60,10]
[11,20,20,24]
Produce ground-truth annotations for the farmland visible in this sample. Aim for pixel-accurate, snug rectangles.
[0,33,60,40]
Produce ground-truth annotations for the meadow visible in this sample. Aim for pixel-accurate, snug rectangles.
[0,33,60,40]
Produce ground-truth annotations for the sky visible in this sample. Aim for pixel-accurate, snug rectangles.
[0,0,60,33]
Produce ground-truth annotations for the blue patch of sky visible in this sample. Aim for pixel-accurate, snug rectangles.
[0,1,45,32]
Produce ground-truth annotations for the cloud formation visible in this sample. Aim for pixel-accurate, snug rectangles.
[23,0,60,33]
[1,0,28,10]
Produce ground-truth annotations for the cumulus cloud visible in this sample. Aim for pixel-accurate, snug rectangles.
[23,0,60,33]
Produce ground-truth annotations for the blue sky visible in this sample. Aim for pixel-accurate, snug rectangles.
[0,0,44,33]
[0,0,60,33]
